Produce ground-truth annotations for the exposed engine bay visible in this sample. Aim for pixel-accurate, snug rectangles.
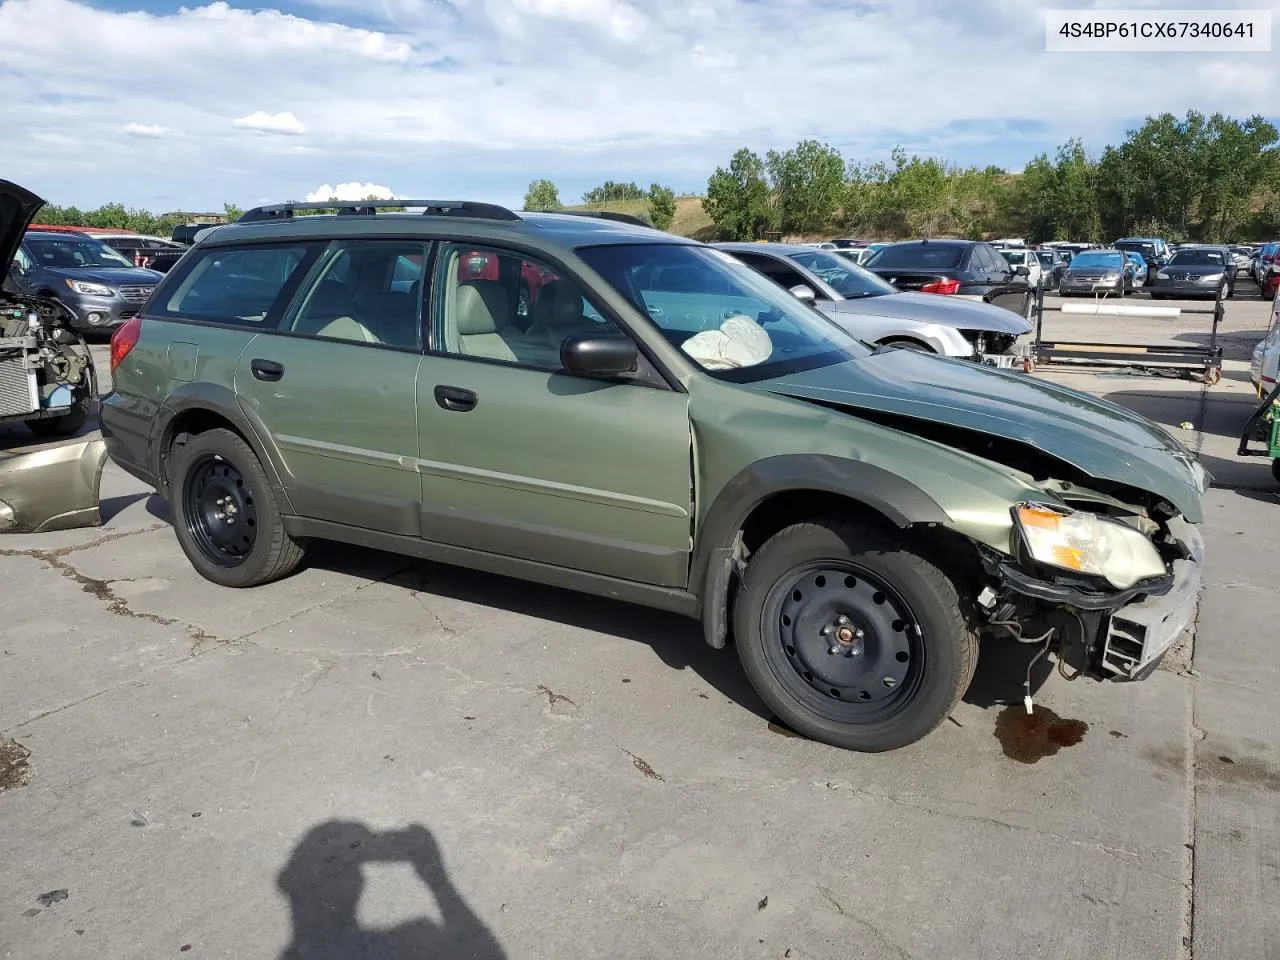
[0,290,95,433]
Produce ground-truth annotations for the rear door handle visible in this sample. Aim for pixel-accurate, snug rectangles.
[251,359,285,382]
[434,385,477,412]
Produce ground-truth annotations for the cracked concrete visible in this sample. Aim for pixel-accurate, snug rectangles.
[2,304,1279,960]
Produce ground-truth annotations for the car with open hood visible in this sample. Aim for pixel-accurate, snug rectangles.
[0,180,98,440]
[714,242,1029,361]
[100,201,1207,753]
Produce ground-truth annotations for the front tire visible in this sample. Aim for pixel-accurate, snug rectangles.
[25,403,88,438]
[169,428,306,588]
[733,517,978,752]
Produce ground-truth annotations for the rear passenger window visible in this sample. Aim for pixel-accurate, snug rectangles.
[433,243,618,369]
[157,244,313,326]
[284,240,428,350]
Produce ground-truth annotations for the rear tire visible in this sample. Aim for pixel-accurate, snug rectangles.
[169,428,306,588]
[732,517,978,752]
[25,403,88,438]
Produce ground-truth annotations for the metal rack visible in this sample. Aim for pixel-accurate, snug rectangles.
[1023,289,1223,385]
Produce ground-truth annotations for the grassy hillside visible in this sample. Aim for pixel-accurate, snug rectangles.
[565,196,715,239]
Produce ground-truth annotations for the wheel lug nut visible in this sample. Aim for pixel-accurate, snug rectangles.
[829,645,841,656]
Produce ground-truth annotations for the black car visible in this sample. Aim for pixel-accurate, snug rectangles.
[6,230,163,333]
[97,234,187,273]
[861,240,1034,317]
[1150,246,1235,300]
[170,222,223,246]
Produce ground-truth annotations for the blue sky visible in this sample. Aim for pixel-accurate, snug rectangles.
[2,0,1277,212]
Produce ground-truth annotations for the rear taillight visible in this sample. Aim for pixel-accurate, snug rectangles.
[920,278,961,295]
[109,315,142,372]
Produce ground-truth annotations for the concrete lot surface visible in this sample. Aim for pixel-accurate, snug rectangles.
[1,288,1277,959]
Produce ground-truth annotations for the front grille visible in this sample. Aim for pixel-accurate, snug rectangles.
[0,355,38,418]
[118,285,155,304]
[1068,272,1107,282]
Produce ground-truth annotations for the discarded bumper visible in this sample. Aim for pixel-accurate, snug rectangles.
[0,439,108,533]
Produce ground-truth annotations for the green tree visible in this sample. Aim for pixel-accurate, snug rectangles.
[647,183,677,230]
[523,179,562,211]
[765,139,844,234]
[223,202,244,222]
[582,180,646,205]
[704,148,775,240]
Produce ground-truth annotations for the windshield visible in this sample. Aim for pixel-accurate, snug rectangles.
[1070,251,1124,269]
[24,233,134,269]
[576,243,868,381]
[1035,252,1054,266]
[864,243,964,269]
[785,250,897,299]
[1170,248,1226,267]
[1001,250,1029,265]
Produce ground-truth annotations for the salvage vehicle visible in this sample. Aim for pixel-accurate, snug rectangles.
[861,239,1035,318]
[715,242,1029,361]
[1,180,98,438]
[100,200,1208,752]
[1058,248,1135,297]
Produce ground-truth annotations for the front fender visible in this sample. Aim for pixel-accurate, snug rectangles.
[692,454,952,649]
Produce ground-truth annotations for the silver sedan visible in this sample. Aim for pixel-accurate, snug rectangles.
[714,242,1030,360]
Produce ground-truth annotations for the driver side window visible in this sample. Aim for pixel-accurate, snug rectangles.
[12,246,32,271]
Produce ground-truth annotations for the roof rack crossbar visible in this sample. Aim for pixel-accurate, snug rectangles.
[237,200,521,223]
[552,210,653,228]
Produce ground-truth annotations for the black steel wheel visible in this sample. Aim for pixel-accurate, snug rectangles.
[762,563,924,722]
[734,517,978,752]
[170,428,306,588]
[183,455,258,568]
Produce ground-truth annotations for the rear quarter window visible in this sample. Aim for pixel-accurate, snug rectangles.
[151,243,317,326]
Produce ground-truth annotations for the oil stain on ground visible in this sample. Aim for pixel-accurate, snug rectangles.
[994,704,1088,763]
[0,737,31,793]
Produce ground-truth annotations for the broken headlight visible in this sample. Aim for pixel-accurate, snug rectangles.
[1013,504,1166,590]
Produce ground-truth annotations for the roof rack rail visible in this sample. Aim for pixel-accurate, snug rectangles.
[552,210,653,229]
[236,199,521,223]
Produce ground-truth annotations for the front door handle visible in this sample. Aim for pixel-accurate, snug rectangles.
[434,385,477,412]
[251,359,285,382]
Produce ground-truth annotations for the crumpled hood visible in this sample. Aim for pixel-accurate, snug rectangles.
[756,349,1207,522]
[823,291,1030,335]
[0,179,44,269]
[41,265,163,287]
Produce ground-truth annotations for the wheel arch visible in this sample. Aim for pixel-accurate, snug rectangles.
[150,383,293,512]
[692,455,952,649]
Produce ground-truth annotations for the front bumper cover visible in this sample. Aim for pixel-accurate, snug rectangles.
[997,516,1204,681]
[0,438,108,533]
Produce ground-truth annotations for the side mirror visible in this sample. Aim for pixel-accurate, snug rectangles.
[1015,265,1030,277]
[560,335,638,377]
[789,284,817,303]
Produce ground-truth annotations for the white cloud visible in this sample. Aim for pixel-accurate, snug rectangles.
[121,122,166,138]
[0,0,1276,209]
[306,182,396,202]
[233,111,307,135]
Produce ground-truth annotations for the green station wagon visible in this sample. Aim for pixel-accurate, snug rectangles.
[101,200,1208,751]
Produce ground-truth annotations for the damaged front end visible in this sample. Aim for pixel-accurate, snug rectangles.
[974,498,1204,683]
[0,292,96,432]
[0,438,108,533]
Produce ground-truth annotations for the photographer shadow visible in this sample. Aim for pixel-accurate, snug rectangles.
[278,820,506,960]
